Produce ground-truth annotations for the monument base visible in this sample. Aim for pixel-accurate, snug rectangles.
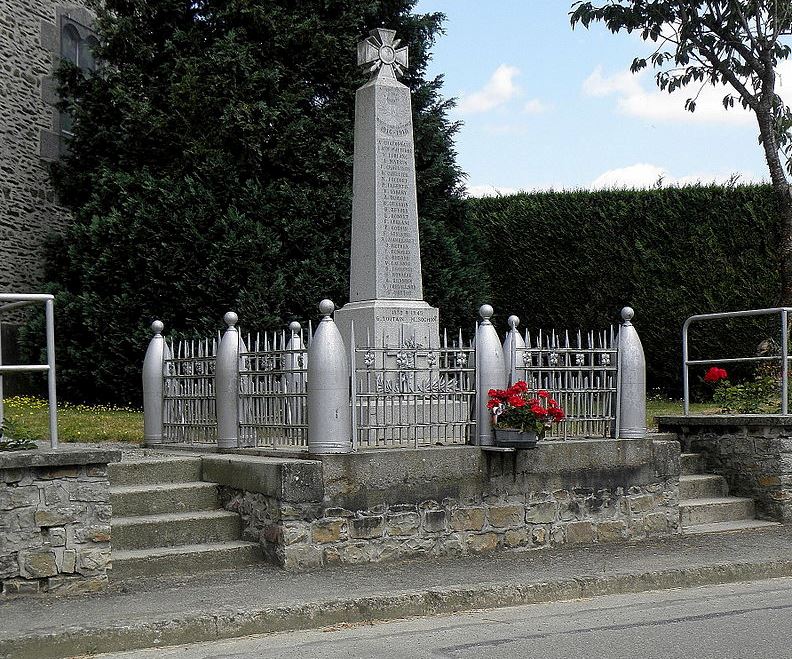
[335,299,440,350]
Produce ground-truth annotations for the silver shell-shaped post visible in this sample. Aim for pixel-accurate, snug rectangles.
[216,311,241,450]
[307,300,352,454]
[476,304,506,446]
[617,307,646,439]
[142,320,166,446]
[502,314,526,386]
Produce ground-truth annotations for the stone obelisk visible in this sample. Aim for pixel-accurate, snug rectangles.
[334,28,440,351]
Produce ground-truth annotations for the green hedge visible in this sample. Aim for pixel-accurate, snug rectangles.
[470,184,782,396]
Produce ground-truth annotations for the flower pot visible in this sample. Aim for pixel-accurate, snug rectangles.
[492,428,539,449]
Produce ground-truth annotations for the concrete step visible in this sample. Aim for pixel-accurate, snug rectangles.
[110,482,220,517]
[680,497,755,526]
[110,541,262,581]
[112,510,242,551]
[679,474,728,499]
[683,519,782,535]
[109,457,202,487]
[680,452,705,476]
[648,432,677,442]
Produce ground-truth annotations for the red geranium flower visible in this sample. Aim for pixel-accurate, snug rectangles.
[704,367,728,383]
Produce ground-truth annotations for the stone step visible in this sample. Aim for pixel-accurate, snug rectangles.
[648,432,677,442]
[680,452,705,476]
[110,541,262,581]
[682,519,782,535]
[112,510,242,551]
[110,482,220,517]
[679,497,755,526]
[109,457,202,487]
[679,474,728,499]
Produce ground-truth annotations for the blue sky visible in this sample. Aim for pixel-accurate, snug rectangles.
[414,0,779,195]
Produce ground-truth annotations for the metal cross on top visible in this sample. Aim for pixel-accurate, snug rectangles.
[357,28,409,81]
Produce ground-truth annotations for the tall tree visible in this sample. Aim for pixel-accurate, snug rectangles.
[571,1,792,302]
[47,0,484,403]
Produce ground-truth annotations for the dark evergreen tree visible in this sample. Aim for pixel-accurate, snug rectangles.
[46,0,485,403]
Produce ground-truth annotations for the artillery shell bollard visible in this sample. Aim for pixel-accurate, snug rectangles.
[307,300,351,454]
[618,307,646,439]
[476,304,506,446]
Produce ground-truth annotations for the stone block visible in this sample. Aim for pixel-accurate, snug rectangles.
[85,465,108,478]
[628,495,655,514]
[349,515,384,539]
[525,501,557,524]
[759,475,782,487]
[3,578,40,595]
[488,504,523,529]
[323,507,355,518]
[386,512,420,536]
[433,533,465,557]
[450,507,485,531]
[0,554,18,579]
[0,486,40,510]
[565,521,595,545]
[281,522,310,546]
[312,519,346,544]
[643,513,669,535]
[338,542,375,564]
[36,466,79,480]
[283,544,323,570]
[76,548,110,575]
[69,482,110,502]
[531,526,548,546]
[34,508,75,527]
[422,509,447,533]
[504,529,530,548]
[1,469,28,484]
[403,537,435,554]
[18,549,58,578]
[74,525,111,543]
[597,520,628,543]
[58,549,77,573]
[260,524,282,545]
[43,483,70,506]
[47,574,107,595]
[466,532,499,553]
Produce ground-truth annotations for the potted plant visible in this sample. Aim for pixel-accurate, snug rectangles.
[487,381,565,448]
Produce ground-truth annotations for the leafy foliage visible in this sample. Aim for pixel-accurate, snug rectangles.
[471,184,781,395]
[43,0,484,404]
[712,375,779,414]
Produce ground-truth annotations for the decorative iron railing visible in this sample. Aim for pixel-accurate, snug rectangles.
[510,327,618,439]
[350,331,476,449]
[238,324,310,449]
[162,337,217,443]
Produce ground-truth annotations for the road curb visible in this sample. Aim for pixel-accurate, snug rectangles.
[5,559,792,658]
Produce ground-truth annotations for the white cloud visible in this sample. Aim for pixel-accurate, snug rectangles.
[458,64,521,114]
[467,185,521,197]
[583,65,754,125]
[590,163,764,190]
[523,98,550,114]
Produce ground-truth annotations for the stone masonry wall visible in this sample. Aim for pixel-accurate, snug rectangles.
[212,439,681,571]
[1,0,91,296]
[659,416,792,522]
[0,449,118,596]
[222,480,679,570]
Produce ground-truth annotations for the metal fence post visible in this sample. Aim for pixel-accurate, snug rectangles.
[216,311,241,450]
[307,300,351,454]
[142,320,166,446]
[502,314,525,386]
[476,304,506,446]
[617,307,646,439]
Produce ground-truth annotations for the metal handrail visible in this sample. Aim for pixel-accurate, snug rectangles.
[682,307,792,415]
[0,294,58,447]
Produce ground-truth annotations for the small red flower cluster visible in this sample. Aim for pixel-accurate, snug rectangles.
[704,367,728,383]
[488,381,565,434]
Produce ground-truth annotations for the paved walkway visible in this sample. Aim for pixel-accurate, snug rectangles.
[4,525,792,658]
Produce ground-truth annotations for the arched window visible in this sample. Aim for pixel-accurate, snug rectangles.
[59,21,98,139]
[61,24,80,66]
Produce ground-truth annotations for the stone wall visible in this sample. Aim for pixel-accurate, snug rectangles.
[207,438,680,570]
[658,415,792,522]
[0,447,120,596]
[1,0,92,296]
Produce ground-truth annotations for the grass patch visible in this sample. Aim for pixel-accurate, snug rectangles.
[646,398,719,429]
[2,396,143,444]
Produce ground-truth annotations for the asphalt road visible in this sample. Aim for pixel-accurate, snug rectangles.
[94,578,792,658]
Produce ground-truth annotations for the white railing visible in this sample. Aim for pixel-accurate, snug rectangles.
[683,307,792,415]
[0,294,58,448]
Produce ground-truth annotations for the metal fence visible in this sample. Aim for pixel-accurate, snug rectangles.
[239,324,310,449]
[683,307,792,414]
[0,293,58,448]
[510,327,619,438]
[162,337,218,443]
[351,331,476,449]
